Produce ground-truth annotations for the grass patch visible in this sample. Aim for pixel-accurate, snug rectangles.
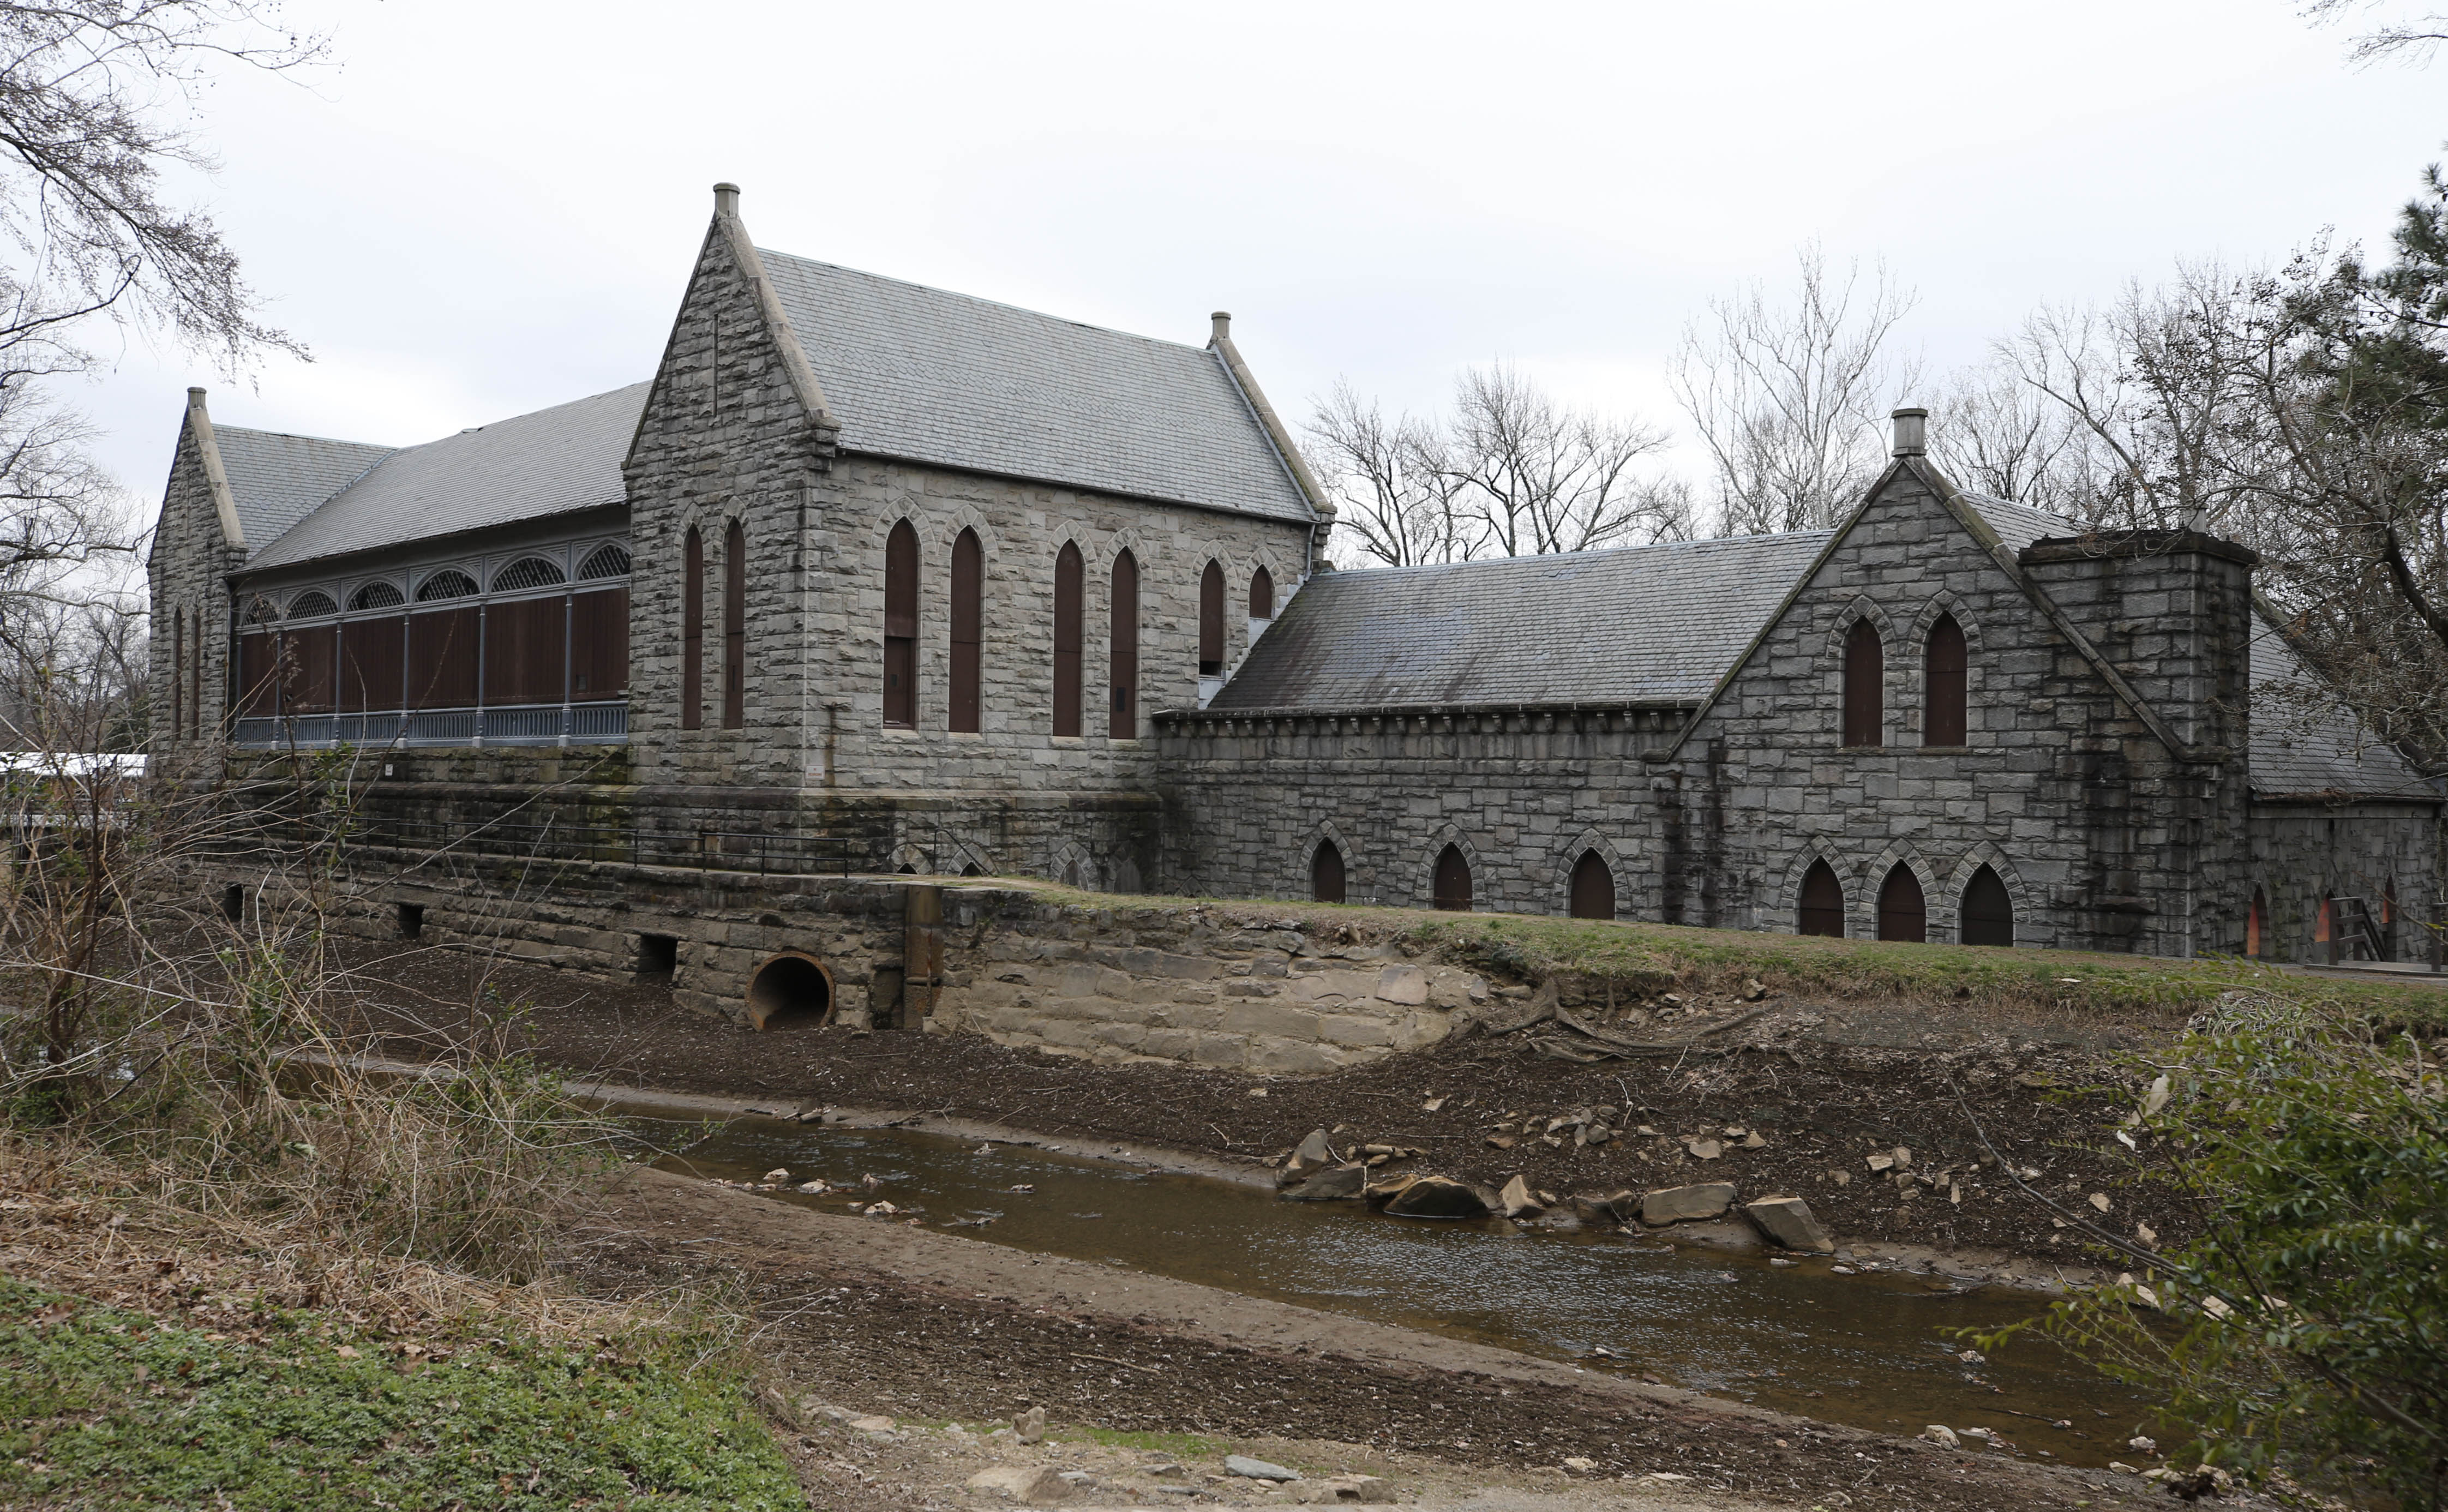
[0,1276,802,1511]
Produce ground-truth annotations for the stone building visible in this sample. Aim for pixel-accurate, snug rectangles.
[145,187,2442,1031]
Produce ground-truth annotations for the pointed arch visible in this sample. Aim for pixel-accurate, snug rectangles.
[1052,540,1083,736]
[722,518,747,728]
[1876,861,1928,942]
[1959,863,2014,946]
[1250,563,1276,621]
[1797,859,1846,937]
[1923,611,1967,747]
[1415,826,1485,913]
[1842,617,1883,747]
[1198,558,1226,676]
[1047,838,1099,893]
[1108,548,1138,739]
[883,518,919,728]
[170,608,184,739]
[680,522,704,730]
[1432,844,1473,911]
[1568,850,1617,920]
[1293,819,1364,904]
[1553,829,1633,920]
[950,526,983,733]
[1311,837,1348,904]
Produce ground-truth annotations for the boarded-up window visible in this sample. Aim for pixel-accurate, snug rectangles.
[1924,613,1967,746]
[950,529,982,733]
[484,595,566,706]
[1960,863,2014,946]
[2247,886,2267,958]
[1431,844,1472,912]
[1109,549,1138,739]
[1842,619,1882,747]
[569,587,628,697]
[1311,841,1346,904]
[722,519,746,729]
[287,626,338,715]
[681,525,703,730]
[1198,559,1225,675]
[407,607,479,709]
[1798,860,1844,937]
[884,519,918,728]
[1876,863,1927,943]
[1053,542,1083,737]
[340,615,405,711]
[1569,850,1616,920]
[236,631,279,717]
[1250,566,1274,620]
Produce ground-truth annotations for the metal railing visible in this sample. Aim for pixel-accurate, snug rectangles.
[231,701,627,750]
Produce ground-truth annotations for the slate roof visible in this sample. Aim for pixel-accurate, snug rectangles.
[211,428,394,559]
[759,251,1315,524]
[244,385,647,572]
[1959,491,2084,553]
[2247,620,2437,800]
[1207,533,1836,711]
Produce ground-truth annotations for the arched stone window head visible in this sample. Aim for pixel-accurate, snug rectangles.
[1432,844,1472,912]
[1311,841,1347,904]
[1876,863,1927,943]
[1842,619,1882,747]
[1052,542,1083,736]
[1250,566,1275,620]
[1109,549,1138,739]
[1797,860,1844,937]
[884,520,919,728]
[722,519,746,729]
[1924,614,1967,747]
[1198,559,1225,676]
[2247,886,2267,958]
[1569,850,1615,920]
[1960,864,2014,947]
[950,528,983,733]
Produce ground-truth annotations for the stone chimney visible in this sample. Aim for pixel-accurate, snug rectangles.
[1210,311,1232,344]
[713,181,741,218]
[1891,406,1928,458]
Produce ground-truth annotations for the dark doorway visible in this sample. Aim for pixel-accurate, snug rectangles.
[637,932,678,979]
[1431,844,1472,912]
[1311,841,1346,904]
[1568,850,1615,920]
[395,902,425,941]
[1876,863,1927,943]
[747,954,830,1030]
[1959,865,2014,946]
[1797,860,1844,937]
[220,884,245,923]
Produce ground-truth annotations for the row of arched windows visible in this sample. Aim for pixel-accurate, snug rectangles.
[1842,613,1967,748]
[1305,839,1622,920]
[1796,857,2014,945]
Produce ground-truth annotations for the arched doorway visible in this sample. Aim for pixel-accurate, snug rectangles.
[746,952,831,1030]
[1568,850,1615,920]
[1797,860,1844,937]
[1960,865,2014,947]
[1311,841,1346,904]
[1876,863,1927,943]
[1431,845,1472,911]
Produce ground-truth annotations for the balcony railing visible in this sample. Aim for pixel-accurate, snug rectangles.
[231,700,627,749]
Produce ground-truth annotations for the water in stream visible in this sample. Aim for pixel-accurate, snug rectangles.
[644,1115,2156,1467]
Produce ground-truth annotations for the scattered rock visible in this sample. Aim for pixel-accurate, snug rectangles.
[1287,1129,1335,1173]
[1744,1195,1835,1253]
[1685,1137,1725,1161]
[2089,1192,2112,1212]
[1281,1163,1369,1202]
[1892,1145,1914,1169]
[1866,1154,1895,1173]
[1560,1456,1598,1472]
[1421,1096,1446,1112]
[1291,1477,1396,1504]
[848,1414,896,1432]
[968,1465,1075,1504]
[1382,1175,1496,1218]
[1742,1131,1768,1149]
[1015,1405,1045,1444]
[1497,1174,1540,1217]
[1641,1182,1738,1225]
[1921,1424,1960,1448]
[1226,1455,1304,1482]
[2128,1436,2158,1455]
[763,1167,790,1183]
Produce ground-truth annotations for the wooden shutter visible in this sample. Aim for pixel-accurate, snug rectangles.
[1569,850,1616,920]
[236,631,278,717]
[289,627,338,715]
[1797,860,1844,937]
[1432,844,1472,912]
[339,615,405,711]
[569,587,628,697]
[950,529,982,733]
[1108,550,1137,740]
[483,596,567,707]
[722,520,746,728]
[1959,863,2014,946]
[1924,614,1967,746]
[884,520,918,728]
[681,525,703,730]
[1311,842,1346,904]
[1198,560,1224,675]
[1250,566,1274,620]
[1053,542,1082,737]
[407,607,480,709]
[1876,863,1927,943]
[1843,619,1882,747]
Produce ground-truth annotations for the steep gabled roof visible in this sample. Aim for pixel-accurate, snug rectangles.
[244,384,647,571]
[2248,619,2438,800]
[758,252,1316,524]
[1207,533,1834,711]
[211,427,395,559]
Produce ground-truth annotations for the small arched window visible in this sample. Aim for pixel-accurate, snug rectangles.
[722,519,746,729]
[1924,613,1967,747]
[1198,559,1225,676]
[188,605,202,737]
[2247,885,2267,958]
[242,596,279,625]
[1109,549,1138,739]
[1250,565,1275,621]
[950,528,982,733]
[1432,844,1472,912]
[1311,841,1347,904]
[1053,542,1083,737]
[1569,850,1616,920]
[1798,860,1844,937]
[1876,863,1927,943]
[286,591,337,620]
[1960,863,2014,947]
[171,608,184,737]
[493,556,566,593]
[577,543,632,580]
[681,524,704,730]
[883,519,919,728]
[415,569,477,602]
[1842,618,1882,747]
[350,581,405,611]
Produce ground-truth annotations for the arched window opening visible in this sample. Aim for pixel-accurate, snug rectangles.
[1432,844,1472,912]
[1841,618,1882,747]
[883,519,918,728]
[1250,565,1275,621]
[415,569,477,602]
[746,954,830,1030]
[1960,863,2014,947]
[1876,863,1927,943]
[1569,850,1616,920]
[1924,613,1967,747]
[1311,841,1347,904]
[1109,549,1138,739]
[171,609,184,737]
[680,524,704,730]
[1198,559,1225,676]
[287,591,338,620]
[1052,542,1083,736]
[492,556,565,593]
[1797,860,1844,937]
[576,543,632,580]
[950,528,982,733]
[2247,886,2267,958]
[350,581,404,610]
[722,519,746,729]
[188,607,202,737]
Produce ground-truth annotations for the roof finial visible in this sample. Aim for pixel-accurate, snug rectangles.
[1891,406,1928,458]
[1210,311,1231,344]
[713,182,741,218]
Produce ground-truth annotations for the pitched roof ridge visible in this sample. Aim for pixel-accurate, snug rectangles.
[209,422,399,453]
[386,380,652,450]
[1325,530,1840,579]
[757,247,1214,358]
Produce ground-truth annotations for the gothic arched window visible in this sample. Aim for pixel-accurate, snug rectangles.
[1311,841,1346,904]
[1798,860,1844,937]
[1876,863,1927,942]
[1109,549,1138,739]
[1198,559,1225,676]
[883,520,918,728]
[1924,613,1967,746]
[1250,565,1275,621]
[1432,844,1472,912]
[722,519,746,729]
[1053,542,1083,737]
[1842,618,1882,747]
[1569,850,1616,920]
[950,529,982,733]
[1960,863,2014,946]
[681,524,704,730]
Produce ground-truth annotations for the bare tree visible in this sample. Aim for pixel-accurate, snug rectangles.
[1925,363,2111,521]
[1671,243,1922,535]
[1302,382,1471,568]
[2303,0,2448,65]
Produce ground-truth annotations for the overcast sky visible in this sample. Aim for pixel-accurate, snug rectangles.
[80,0,2448,528]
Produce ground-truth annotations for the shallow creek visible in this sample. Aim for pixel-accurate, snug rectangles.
[641,1114,2152,1466]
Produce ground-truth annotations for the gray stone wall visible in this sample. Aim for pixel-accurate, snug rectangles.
[146,410,240,762]
[2249,800,2442,962]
